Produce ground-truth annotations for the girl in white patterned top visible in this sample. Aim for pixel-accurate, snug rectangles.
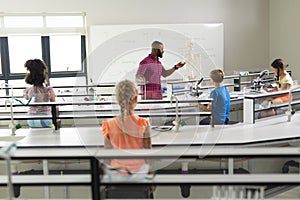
[23,59,56,128]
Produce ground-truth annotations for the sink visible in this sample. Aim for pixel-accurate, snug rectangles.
[0,136,25,142]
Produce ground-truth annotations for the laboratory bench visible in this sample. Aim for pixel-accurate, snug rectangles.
[1,76,300,198]
[1,110,300,199]
[1,117,300,199]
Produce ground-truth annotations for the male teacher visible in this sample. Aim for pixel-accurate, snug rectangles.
[136,41,185,99]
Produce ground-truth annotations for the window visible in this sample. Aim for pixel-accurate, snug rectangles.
[4,16,43,28]
[8,35,42,73]
[49,34,82,72]
[7,79,31,97]
[0,13,87,85]
[46,16,84,27]
[50,77,87,102]
[0,81,5,96]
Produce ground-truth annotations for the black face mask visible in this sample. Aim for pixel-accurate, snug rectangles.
[156,49,163,59]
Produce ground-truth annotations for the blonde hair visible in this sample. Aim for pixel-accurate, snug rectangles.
[115,80,138,133]
[210,69,224,83]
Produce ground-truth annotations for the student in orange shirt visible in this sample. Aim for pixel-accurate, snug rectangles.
[102,79,153,198]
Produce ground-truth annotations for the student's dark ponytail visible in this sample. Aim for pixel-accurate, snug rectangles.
[271,58,288,83]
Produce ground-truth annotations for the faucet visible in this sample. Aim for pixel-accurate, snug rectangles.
[258,69,269,80]
[287,85,300,122]
[171,94,180,132]
[251,70,269,92]
[1,83,16,135]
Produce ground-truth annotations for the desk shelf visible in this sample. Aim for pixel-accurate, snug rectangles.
[0,99,214,129]
[1,146,300,199]
[243,89,300,124]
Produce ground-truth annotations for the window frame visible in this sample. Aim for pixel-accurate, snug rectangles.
[0,13,87,86]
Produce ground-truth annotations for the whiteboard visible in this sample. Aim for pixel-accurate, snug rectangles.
[88,24,223,83]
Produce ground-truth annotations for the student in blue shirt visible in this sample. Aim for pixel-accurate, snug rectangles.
[197,69,231,125]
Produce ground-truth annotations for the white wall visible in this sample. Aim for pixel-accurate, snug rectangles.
[0,0,270,76]
[270,0,300,81]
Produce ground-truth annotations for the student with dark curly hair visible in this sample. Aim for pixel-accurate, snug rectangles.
[23,59,56,128]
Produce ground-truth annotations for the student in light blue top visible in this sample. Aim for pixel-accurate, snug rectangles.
[197,69,230,125]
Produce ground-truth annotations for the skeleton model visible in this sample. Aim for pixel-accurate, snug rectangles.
[183,39,201,80]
